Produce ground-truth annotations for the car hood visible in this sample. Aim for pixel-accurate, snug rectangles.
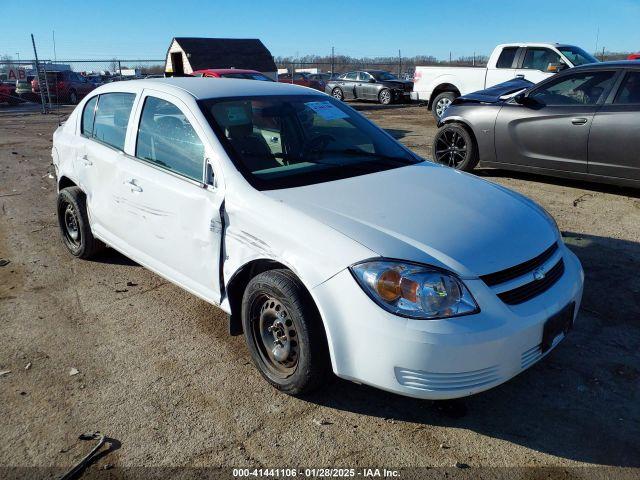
[263,162,558,278]
[453,78,534,105]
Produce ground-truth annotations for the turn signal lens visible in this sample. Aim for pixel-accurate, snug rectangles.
[375,269,401,301]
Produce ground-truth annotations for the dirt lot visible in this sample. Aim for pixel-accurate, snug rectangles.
[1,101,639,476]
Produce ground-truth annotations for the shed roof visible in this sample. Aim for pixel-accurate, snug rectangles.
[170,37,277,72]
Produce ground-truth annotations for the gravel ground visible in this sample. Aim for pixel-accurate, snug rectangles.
[0,101,639,476]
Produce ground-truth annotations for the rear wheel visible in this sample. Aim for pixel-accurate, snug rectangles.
[433,124,478,172]
[242,269,330,396]
[431,91,456,120]
[331,87,344,101]
[68,89,78,105]
[56,187,104,259]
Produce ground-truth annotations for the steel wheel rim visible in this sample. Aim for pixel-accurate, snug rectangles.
[250,294,299,378]
[436,97,452,117]
[332,89,342,99]
[434,129,468,168]
[63,203,81,245]
[381,90,391,103]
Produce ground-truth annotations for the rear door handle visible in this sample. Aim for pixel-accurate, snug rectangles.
[126,179,143,193]
[571,117,588,125]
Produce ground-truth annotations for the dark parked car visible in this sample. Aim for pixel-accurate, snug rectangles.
[326,70,413,105]
[434,61,640,188]
[0,82,19,105]
[278,72,325,91]
[31,70,96,104]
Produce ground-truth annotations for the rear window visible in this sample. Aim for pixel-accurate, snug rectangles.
[496,47,518,69]
[91,93,136,150]
[81,96,98,137]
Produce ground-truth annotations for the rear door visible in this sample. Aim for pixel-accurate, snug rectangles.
[495,69,617,173]
[77,92,137,233]
[485,46,519,88]
[513,47,561,84]
[341,72,358,99]
[588,69,640,180]
[109,90,225,303]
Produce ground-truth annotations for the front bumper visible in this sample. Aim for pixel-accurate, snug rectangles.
[312,244,584,399]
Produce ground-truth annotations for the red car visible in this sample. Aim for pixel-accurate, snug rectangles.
[278,72,325,92]
[31,70,96,105]
[628,53,640,60]
[0,82,18,105]
[191,69,273,81]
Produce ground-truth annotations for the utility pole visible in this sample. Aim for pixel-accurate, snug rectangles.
[31,34,49,114]
[331,46,334,77]
[398,49,401,77]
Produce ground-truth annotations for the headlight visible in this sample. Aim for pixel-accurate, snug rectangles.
[350,260,479,319]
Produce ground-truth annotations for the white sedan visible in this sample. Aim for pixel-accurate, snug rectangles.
[52,78,584,399]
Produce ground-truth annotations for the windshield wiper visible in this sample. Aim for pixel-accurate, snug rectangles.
[321,148,418,166]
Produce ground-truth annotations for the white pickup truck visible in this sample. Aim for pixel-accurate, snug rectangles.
[412,43,598,119]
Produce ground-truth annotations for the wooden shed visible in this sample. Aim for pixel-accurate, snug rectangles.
[164,37,277,79]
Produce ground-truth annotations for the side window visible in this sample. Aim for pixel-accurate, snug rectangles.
[136,96,205,181]
[358,72,372,82]
[81,96,98,137]
[522,48,561,71]
[496,47,519,69]
[345,72,358,81]
[529,71,616,106]
[614,72,640,104]
[92,93,136,150]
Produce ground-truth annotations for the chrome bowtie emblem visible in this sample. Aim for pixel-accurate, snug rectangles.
[533,268,546,281]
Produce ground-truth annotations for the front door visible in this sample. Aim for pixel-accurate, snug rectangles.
[495,69,617,173]
[112,90,224,303]
[588,70,640,180]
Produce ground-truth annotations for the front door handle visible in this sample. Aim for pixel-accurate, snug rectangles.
[571,117,588,125]
[80,154,93,166]
[126,179,143,193]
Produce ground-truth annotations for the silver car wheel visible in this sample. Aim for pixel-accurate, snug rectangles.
[436,97,452,118]
[379,89,391,105]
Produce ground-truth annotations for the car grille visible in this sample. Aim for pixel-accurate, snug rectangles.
[497,259,565,305]
[480,242,558,286]
[480,242,564,305]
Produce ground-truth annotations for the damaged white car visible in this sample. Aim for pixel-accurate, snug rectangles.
[52,78,584,399]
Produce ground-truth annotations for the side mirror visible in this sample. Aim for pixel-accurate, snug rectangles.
[514,92,537,106]
[547,62,568,73]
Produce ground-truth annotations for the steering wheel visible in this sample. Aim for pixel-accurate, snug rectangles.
[302,134,336,155]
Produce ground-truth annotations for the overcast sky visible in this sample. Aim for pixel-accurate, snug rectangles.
[3,0,640,60]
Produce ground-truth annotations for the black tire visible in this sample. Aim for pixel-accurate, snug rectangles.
[378,88,392,105]
[431,91,457,120]
[433,124,479,172]
[68,89,78,105]
[56,187,104,259]
[242,269,330,396]
[331,87,344,101]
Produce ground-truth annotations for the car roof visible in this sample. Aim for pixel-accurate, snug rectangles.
[91,77,325,100]
[571,60,640,70]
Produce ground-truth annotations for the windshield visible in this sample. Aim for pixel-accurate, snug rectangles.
[200,95,420,190]
[558,46,598,66]
[371,71,399,81]
[221,72,272,81]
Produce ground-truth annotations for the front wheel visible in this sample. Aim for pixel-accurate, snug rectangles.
[378,88,392,105]
[433,124,479,172]
[242,269,330,396]
[68,89,78,105]
[431,91,456,120]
